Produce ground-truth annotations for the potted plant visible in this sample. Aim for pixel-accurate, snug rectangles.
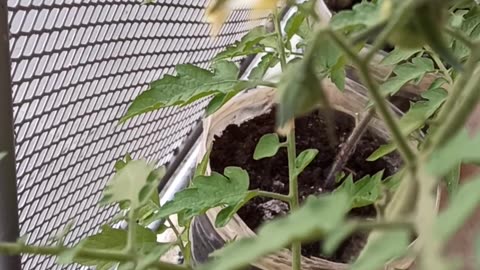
[1,1,480,270]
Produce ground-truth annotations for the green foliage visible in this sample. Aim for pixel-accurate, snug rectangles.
[201,193,350,270]
[380,47,422,65]
[334,171,384,208]
[367,85,448,161]
[213,26,277,61]
[121,61,253,122]
[152,167,254,227]
[330,1,381,31]
[450,7,480,60]
[253,133,282,160]
[100,160,165,211]
[445,163,461,196]
[380,57,434,96]
[248,53,279,81]
[295,149,318,176]
[351,229,410,270]
[72,225,159,269]
[427,130,480,177]
[434,175,480,241]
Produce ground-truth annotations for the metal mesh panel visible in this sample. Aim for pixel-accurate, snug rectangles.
[6,0,262,268]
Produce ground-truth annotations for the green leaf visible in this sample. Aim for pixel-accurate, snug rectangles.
[427,130,480,177]
[135,244,171,270]
[323,222,356,255]
[434,175,480,240]
[330,56,346,91]
[330,1,381,31]
[213,26,277,61]
[451,8,480,60]
[444,163,461,197]
[121,61,244,122]
[295,149,318,175]
[277,59,326,127]
[380,47,422,65]
[367,86,447,161]
[253,133,281,160]
[285,11,306,41]
[351,229,410,270]
[215,191,258,227]
[248,53,278,81]
[201,193,350,270]
[195,147,211,178]
[57,240,86,265]
[153,167,254,226]
[73,225,157,269]
[380,57,434,96]
[313,37,346,91]
[0,152,6,161]
[100,160,163,210]
[334,171,384,208]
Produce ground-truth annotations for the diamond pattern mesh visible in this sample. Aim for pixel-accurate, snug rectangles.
[6,0,262,268]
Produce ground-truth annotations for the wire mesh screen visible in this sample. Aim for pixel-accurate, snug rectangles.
[6,0,262,268]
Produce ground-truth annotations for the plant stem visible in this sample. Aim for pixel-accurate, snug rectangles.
[0,242,189,270]
[256,190,291,203]
[287,127,302,270]
[273,7,301,270]
[325,110,374,188]
[255,80,278,88]
[166,217,186,256]
[426,47,453,86]
[125,209,137,253]
[327,29,417,168]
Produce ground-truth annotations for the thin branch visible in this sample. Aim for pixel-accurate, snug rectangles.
[444,26,476,50]
[256,190,291,202]
[425,47,453,86]
[166,217,186,255]
[325,110,375,188]
[0,242,189,270]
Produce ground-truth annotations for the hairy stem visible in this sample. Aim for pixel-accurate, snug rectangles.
[426,47,453,86]
[0,242,189,270]
[273,7,301,270]
[257,190,291,203]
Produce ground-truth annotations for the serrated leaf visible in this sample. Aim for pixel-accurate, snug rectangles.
[248,53,278,81]
[73,225,157,269]
[334,171,384,208]
[427,130,480,177]
[380,57,434,96]
[201,193,350,270]
[434,175,480,240]
[367,86,447,161]
[215,191,258,227]
[100,160,163,210]
[295,149,318,175]
[195,147,211,178]
[253,133,281,160]
[451,8,480,60]
[121,61,245,122]
[330,1,381,31]
[351,229,409,270]
[153,167,253,225]
[213,26,276,61]
[277,60,325,127]
[330,56,346,91]
[135,244,171,270]
[380,47,422,65]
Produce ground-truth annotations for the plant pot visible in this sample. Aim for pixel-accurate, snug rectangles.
[189,78,440,269]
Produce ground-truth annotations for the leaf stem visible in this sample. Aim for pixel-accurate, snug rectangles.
[0,242,189,270]
[254,80,278,88]
[166,217,186,256]
[256,190,291,203]
[426,47,453,86]
[273,7,301,270]
[326,29,417,168]
[125,209,137,254]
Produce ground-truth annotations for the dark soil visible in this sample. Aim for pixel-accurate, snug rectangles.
[209,109,401,263]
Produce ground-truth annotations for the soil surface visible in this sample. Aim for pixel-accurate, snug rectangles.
[209,109,401,263]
